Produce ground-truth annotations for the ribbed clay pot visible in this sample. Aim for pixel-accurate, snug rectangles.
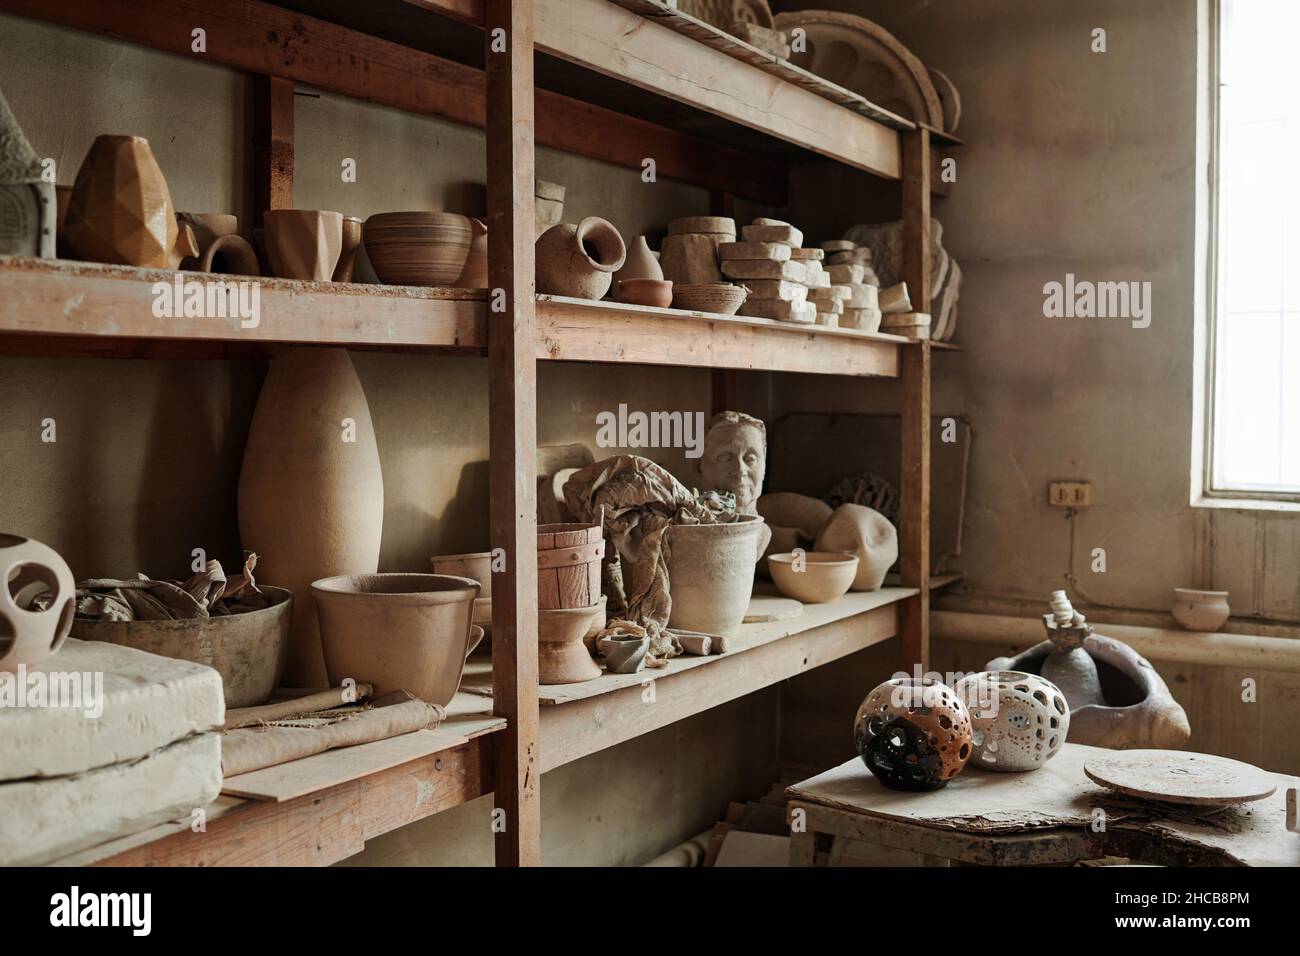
[535,217,626,299]
[363,211,471,287]
[238,348,384,687]
[0,534,76,671]
[664,515,766,635]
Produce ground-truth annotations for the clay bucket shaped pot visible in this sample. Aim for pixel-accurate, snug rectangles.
[664,515,767,636]
[73,586,292,708]
[312,573,481,706]
[535,216,626,300]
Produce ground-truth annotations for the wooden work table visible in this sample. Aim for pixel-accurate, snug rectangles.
[787,744,1300,867]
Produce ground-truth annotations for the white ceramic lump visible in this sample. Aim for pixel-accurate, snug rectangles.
[0,534,76,670]
[954,670,1070,772]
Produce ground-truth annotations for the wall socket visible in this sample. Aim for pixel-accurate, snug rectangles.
[1049,481,1092,507]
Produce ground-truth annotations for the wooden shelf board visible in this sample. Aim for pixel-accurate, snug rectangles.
[882,572,963,591]
[462,587,916,771]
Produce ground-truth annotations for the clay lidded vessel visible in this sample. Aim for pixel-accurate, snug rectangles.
[0,534,76,671]
[535,217,626,300]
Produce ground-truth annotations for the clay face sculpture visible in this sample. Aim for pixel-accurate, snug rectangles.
[814,503,897,591]
[1171,588,1230,632]
[698,411,766,515]
[0,534,76,670]
[264,209,344,281]
[854,677,973,791]
[65,135,196,268]
[535,217,626,300]
[0,87,55,258]
[954,671,1070,772]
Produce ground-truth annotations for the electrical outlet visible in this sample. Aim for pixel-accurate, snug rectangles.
[1049,481,1092,507]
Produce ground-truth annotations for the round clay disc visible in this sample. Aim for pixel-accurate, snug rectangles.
[1084,750,1276,806]
[743,595,804,623]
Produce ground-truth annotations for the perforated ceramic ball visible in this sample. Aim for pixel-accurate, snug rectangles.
[954,671,1070,772]
[853,677,973,791]
[0,534,76,671]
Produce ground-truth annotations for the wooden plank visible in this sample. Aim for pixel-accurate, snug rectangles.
[901,130,933,314]
[537,297,903,377]
[252,74,294,226]
[533,0,902,180]
[485,0,540,869]
[0,0,783,203]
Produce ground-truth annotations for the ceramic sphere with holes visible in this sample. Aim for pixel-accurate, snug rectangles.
[954,671,1070,772]
[853,676,974,791]
[0,534,76,671]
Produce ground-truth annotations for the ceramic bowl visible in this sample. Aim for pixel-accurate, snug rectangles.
[672,282,748,315]
[430,550,494,599]
[363,212,473,287]
[767,551,860,604]
[312,573,480,706]
[74,586,291,708]
[1171,588,1230,632]
[616,278,674,308]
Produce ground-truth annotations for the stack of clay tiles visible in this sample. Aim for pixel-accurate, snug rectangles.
[819,240,883,333]
[717,218,821,324]
[660,215,736,285]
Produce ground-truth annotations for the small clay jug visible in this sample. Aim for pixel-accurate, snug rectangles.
[65,134,195,268]
[614,235,663,282]
[535,216,626,300]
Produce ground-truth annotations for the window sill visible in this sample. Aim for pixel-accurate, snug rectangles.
[1191,494,1300,514]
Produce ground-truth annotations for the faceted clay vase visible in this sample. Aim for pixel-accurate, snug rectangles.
[0,534,76,671]
[814,503,898,591]
[265,209,344,281]
[535,217,626,299]
[954,671,1070,772]
[238,348,385,687]
[854,676,973,790]
[65,135,195,268]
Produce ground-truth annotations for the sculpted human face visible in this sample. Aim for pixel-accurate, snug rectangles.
[700,422,766,513]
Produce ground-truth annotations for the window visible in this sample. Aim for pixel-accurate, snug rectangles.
[1205,0,1300,501]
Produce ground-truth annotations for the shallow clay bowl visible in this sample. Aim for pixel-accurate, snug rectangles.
[73,586,291,708]
[312,573,480,706]
[672,282,748,315]
[363,212,472,287]
[767,551,860,604]
[616,278,674,308]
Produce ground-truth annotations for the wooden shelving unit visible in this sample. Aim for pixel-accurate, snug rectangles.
[0,0,958,867]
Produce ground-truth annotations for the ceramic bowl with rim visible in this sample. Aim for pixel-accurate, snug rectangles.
[672,282,748,315]
[768,551,859,603]
[1171,588,1230,632]
[363,212,473,286]
[616,278,674,308]
[312,573,480,705]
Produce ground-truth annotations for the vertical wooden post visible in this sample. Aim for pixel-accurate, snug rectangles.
[899,129,931,673]
[485,0,540,868]
[252,75,295,225]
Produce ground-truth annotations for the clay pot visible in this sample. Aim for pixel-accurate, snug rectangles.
[664,515,767,635]
[0,534,76,671]
[538,602,604,684]
[814,503,898,591]
[333,216,363,282]
[535,217,626,299]
[237,348,384,687]
[264,209,344,280]
[598,631,648,674]
[672,282,748,315]
[74,587,291,708]
[363,211,472,287]
[65,135,195,268]
[454,217,488,288]
[1171,588,1230,632]
[953,671,1070,773]
[854,677,973,791]
[614,235,664,282]
[430,551,494,599]
[616,278,673,308]
[767,551,859,604]
[312,574,480,706]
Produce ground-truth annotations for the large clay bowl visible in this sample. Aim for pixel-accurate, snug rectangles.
[767,551,859,604]
[312,573,479,706]
[363,212,473,287]
[72,586,292,708]
[664,515,766,635]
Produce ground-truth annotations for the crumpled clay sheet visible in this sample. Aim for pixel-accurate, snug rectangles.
[68,553,272,622]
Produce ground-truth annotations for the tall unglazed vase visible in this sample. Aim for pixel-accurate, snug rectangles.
[238,348,384,687]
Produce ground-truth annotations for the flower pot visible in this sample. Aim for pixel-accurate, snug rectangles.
[312,573,481,705]
[664,515,766,635]
[535,217,626,299]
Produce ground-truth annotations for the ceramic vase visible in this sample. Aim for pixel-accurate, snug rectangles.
[65,135,195,268]
[814,503,898,591]
[332,216,363,282]
[264,209,344,281]
[954,671,1070,772]
[854,677,973,791]
[614,235,663,282]
[454,217,489,288]
[1171,588,1230,632]
[238,348,385,687]
[535,217,626,299]
[0,534,76,671]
